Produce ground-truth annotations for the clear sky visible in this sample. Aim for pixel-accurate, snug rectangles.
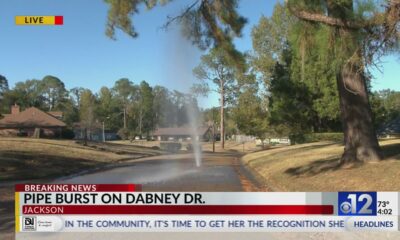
[0,0,398,108]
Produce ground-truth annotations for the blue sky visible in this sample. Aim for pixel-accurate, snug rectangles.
[0,0,398,108]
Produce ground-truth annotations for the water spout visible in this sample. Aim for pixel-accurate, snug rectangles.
[187,99,202,167]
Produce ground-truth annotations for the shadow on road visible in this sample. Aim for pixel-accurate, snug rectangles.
[0,196,14,239]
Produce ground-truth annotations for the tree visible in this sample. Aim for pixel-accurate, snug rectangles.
[70,87,85,109]
[40,75,68,111]
[370,89,400,128]
[0,75,9,113]
[10,79,44,109]
[79,89,98,140]
[170,90,189,127]
[286,0,399,164]
[103,0,399,164]
[233,87,269,145]
[252,4,341,134]
[57,97,79,127]
[152,85,171,128]
[136,81,155,137]
[193,48,237,149]
[112,78,136,129]
[267,49,314,137]
[97,86,121,130]
[0,75,8,99]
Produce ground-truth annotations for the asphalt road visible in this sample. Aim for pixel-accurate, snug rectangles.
[59,152,258,192]
[1,152,258,239]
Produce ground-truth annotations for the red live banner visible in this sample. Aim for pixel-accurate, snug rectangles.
[15,16,63,25]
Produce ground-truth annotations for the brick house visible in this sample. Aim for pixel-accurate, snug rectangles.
[379,116,400,138]
[0,104,66,138]
[152,126,212,141]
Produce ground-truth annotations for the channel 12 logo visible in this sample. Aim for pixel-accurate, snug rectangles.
[338,192,377,216]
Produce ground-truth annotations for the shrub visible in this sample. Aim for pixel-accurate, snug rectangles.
[117,128,130,140]
[61,128,75,139]
[290,132,343,144]
[160,142,181,152]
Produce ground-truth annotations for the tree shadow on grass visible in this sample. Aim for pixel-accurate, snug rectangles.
[266,142,338,158]
[382,143,400,159]
[0,151,106,182]
[284,156,342,177]
[284,143,400,177]
[0,199,14,236]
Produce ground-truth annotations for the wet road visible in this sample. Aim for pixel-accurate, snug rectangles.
[58,152,259,192]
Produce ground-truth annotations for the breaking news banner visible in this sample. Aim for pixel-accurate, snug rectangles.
[14,184,399,234]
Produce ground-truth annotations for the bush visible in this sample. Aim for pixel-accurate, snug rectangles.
[186,143,202,152]
[290,132,343,144]
[61,128,75,139]
[117,128,130,140]
[160,142,182,152]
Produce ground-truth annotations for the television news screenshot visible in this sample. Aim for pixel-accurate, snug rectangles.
[0,0,399,239]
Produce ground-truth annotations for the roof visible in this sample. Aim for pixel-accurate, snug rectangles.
[0,107,66,128]
[153,127,210,136]
[47,111,63,118]
[379,116,400,135]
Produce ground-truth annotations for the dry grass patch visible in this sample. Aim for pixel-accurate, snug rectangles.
[201,141,260,153]
[242,139,400,191]
[0,138,163,181]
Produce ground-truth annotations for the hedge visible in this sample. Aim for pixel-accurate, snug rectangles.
[289,132,344,144]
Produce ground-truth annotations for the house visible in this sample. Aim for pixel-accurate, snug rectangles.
[0,104,66,138]
[72,122,119,141]
[378,116,400,138]
[47,111,63,120]
[152,126,212,141]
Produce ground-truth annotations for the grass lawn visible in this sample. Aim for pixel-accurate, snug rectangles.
[0,138,164,182]
[241,138,400,191]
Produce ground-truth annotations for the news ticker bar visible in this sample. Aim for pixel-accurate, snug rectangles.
[15,16,63,25]
[15,184,400,232]
[16,215,400,232]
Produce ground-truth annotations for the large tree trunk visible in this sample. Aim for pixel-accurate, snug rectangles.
[123,107,127,129]
[337,63,383,165]
[287,0,386,164]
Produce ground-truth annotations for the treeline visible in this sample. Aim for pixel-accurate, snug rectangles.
[247,3,400,138]
[191,3,400,143]
[0,75,199,139]
[1,3,399,144]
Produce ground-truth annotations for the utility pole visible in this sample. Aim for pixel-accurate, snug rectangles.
[220,80,225,149]
[102,116,110,143]
[212,122,215,153]
[212,109,215,153]
[102,121,105,142]
[123,108,127,129]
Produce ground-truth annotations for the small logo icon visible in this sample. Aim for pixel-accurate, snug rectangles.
[338,192,377,216]
[22,217,36,231]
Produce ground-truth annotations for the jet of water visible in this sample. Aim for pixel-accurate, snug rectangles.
[186,99,202,167]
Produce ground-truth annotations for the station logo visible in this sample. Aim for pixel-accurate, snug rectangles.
[22,216,37,231]
[338,192,377,216]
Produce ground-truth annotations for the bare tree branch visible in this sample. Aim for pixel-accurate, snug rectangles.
[161,0,200,29]
[286,0,399,30]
